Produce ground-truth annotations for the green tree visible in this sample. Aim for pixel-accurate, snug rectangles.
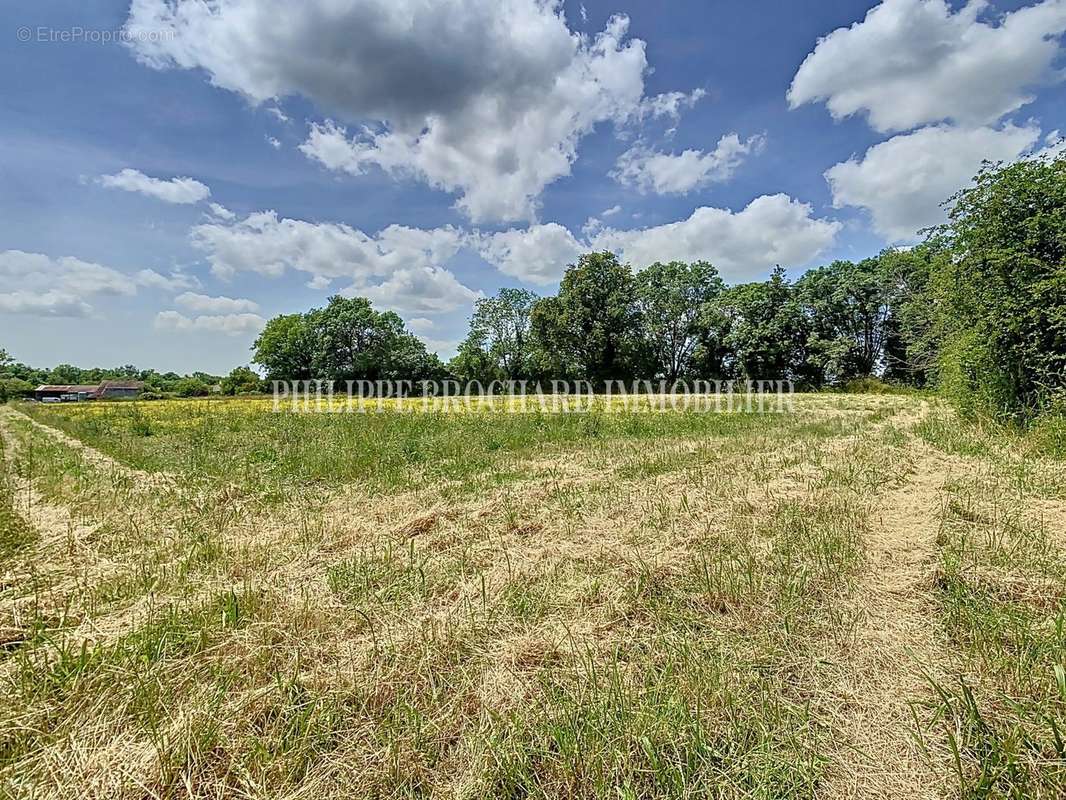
[453,288,538,382]
[715,267,811,382]
[879,244,946,386]
[636,260,724,382]
[221,366,263,395]
[934,152,1066,417]
[530,252,644,384]
[255,296,441,384]
[252,313,317,381]
[173,377,209,397]
[796,258,892,385]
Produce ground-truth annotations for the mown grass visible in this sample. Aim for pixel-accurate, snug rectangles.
[19,397,878,498]
[8,395,1061,798]
[926,413,1066,798]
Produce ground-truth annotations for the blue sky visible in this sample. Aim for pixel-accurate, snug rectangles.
[2,0,1064,373]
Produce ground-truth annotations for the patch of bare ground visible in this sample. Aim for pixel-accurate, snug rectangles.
[818,408,959,800]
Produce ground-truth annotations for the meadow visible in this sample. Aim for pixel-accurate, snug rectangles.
[1,394,1064,799]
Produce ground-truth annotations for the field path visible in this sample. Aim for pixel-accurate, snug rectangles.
[820,404,957,800]
[12,408,173,488]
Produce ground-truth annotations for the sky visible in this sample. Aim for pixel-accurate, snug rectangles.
[1,0,1064,374]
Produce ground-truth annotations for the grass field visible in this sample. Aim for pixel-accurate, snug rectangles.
[1,395,1064,798]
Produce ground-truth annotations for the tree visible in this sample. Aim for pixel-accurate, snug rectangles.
[531,252,645,384]
[715,267,811,382]
[174,377,210,397]
[879,245,946,387]
[221,366,263,395]
[252,314,317,381]
[636,260,725,382]
[796,258,892,385]
[933,152,1066,417]
[453,288,538,381]
[254,296,442,384]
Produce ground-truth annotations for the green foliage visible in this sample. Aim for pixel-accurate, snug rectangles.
[933,152,1066,419]
[530,252,646,385]
[451,288,537,382]
[254,296,443,384]
[0,378,33,403]
[173,377,210,398]
[796,258,892,385]
[636,260,725,381]
[714,267,810,382]
[252,314,317,381]
[220,366,263,395]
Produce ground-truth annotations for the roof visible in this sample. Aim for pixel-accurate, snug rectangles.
[35,384,100,393]
[35,381,145,393]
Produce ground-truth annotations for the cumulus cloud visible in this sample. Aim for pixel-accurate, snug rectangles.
[124,1,683,222]
[589,195,841,281]
[825,122,1041,241]
[97,168,211,204]
[476,222,584,285]
[356,267,481,314]
[788,0,1066,133]
[612,133,765,194]
[638,88,706,122]
[476,195,840,284]
[405,317,435,334]
[207,203,235,221]
[175,291,259,314]
[0,291,92,318]
[0,250,140,317]
[135,268,200,291]
[265,135,282,149]
[190,211,478,313]
[154,310,267,335]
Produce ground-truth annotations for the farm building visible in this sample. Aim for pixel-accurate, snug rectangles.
[34,381,144,402]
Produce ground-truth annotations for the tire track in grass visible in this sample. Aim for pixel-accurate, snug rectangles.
[820,406,959,799]
[12,408,175,489]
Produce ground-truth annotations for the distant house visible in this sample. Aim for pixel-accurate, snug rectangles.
[34,381,144,402]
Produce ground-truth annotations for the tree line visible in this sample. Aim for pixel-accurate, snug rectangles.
[4,152,1062,419]
[253,153,1064,419]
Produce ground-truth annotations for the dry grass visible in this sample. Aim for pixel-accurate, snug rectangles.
[0,395,1063,798]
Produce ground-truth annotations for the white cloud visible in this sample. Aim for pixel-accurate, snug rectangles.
[357,267,482,314]
[154,310,266,336]
[477,222,584,285]
[97,168,211,204]
[612,133,765,194]
[638,88,706,122]
[175,291,259,314]
[207,202,235,221]
[601,204,622,217]
[0,250,138,317]
[265,135,281,149]
[590,194,841,281]
[135,268,200,291]
[405,317,435,334]
[825,122,1041,241]
[189,211,478,313]
[125,1,678,222]
[0,291,92,318]
[788,0,1066,133]
[419,336,462,359]
[476,195,840,284]
[266,105,289,123]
